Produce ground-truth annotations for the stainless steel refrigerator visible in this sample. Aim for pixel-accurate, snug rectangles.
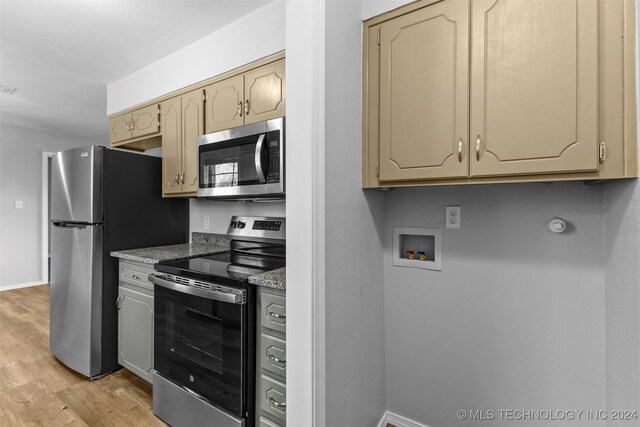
[50,146,188,378]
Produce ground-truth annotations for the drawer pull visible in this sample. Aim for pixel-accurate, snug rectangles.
[268,397,286,409]
[132,274,142,280]
[268,311,286,320]
[268,353,286,364]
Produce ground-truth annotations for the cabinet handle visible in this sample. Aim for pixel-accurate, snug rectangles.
[268,353,286,364]
[457,138,463,163]
[268,397,286,409]
[475,135,481,161]
[268,310,286,320]
[116,296,123,310]
[244,100,250,116]
[125,121,131,132]
[181,171,185,185]
[174,172,180,184]
[131,120,136,131]
[238,101,243,117]
[132,274,142,280]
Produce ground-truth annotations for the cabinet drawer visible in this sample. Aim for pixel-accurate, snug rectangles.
[260,333,286,378]
[119,261,154,292]
[259,416,284,427]
[260,374,286,423]
[260,290,286,334]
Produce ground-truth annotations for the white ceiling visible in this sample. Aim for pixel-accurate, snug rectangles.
[0,0,271,141]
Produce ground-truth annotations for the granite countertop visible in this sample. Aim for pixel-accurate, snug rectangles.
[110,232,230,264]
[248,267,286,291]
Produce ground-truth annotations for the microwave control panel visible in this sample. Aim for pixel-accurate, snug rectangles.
[267,140,281,183]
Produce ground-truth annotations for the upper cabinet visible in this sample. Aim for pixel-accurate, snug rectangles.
[205,59,286,134]
[161,89,204,197]
[204,75,244,134]
[470,0,598,177]
[363,0,637,187]
[110,104,161,149]
[378,0,469,182]
[244,59,286,125]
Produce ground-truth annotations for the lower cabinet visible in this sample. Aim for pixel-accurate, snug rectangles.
[117,260,154,383]
[256,287,287,427]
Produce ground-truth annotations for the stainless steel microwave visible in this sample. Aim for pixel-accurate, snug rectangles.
[197,118,284,199]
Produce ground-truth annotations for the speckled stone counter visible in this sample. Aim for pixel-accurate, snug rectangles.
[248,267,286,291]
[111,233,230,264]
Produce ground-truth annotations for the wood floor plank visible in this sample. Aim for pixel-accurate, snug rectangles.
[0,285,166,426]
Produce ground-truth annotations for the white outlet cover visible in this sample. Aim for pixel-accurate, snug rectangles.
[14,200,23,209]
[446,206,460,229]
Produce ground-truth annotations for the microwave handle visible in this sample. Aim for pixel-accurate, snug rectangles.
[254,133,267,184]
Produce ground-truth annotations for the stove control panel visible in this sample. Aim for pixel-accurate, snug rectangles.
[227,216,286,241]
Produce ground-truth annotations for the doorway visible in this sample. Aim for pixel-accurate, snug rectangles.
[41,151,54,283]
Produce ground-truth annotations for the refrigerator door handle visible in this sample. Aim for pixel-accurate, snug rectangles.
[52,221,88,230]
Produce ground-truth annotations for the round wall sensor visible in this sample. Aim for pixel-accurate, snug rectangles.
[548,218,567,233]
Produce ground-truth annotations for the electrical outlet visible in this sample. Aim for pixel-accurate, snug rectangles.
[14,200,23,209]
[446,206,460,229]
[204,216,210,230]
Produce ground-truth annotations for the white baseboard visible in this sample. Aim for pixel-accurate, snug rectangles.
[0,281,46,292]
[377,411,430,427]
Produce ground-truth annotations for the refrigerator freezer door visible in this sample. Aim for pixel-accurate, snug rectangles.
[51,146,103,223]
[50,222,104,378]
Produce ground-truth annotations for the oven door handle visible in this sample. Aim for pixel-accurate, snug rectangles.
[148,274,244,304]
[254,133,267,184]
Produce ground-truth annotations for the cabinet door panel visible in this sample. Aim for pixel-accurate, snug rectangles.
[244,59,286,125]
[110,114,131,144]
[181,89,204,194]
[118,286,153,383]
[470,0,598,177]
[131,104,160,139]
[379,0,469,181]
[204,75,244,134]
[161,97,183,195]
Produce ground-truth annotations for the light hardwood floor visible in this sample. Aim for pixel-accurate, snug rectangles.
[0,285,165,426]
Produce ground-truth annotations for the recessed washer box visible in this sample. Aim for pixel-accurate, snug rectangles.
[393,227,441,271]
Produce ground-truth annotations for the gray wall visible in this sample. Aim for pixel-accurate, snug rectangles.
[324,1,387,425]
[604,180,640,427]
[0,123,103,287]
[383,183,606,426]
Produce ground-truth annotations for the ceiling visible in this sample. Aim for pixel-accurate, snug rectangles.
[0,0,271,141]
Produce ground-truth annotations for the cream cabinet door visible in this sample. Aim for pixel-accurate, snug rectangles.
[244,59,286,125]
[470,0,599,177]
[131,104,160,139]
[161,97,183,195]
[110,114,131,144]
[181,89,204,194]
[204,75,244,134]
[378,0,469,182]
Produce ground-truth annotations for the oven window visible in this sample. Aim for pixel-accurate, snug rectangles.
[154,285,246,416]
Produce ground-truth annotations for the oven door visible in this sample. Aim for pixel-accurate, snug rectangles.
[152,277,248,418]
[197,118,284,199]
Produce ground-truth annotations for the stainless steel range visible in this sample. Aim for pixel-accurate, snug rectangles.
[149,216,285,427]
